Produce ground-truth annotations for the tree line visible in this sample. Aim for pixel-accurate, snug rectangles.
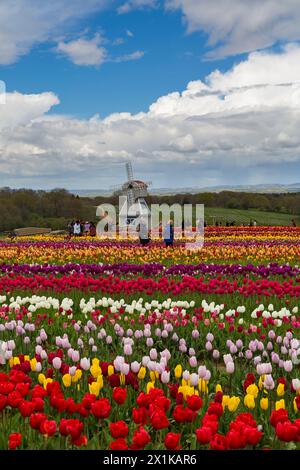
[0,187,299,232]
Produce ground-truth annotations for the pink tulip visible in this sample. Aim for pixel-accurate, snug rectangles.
[52,357,62,370]
[226,361,234,374]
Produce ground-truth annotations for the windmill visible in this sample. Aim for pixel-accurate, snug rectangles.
[113,162,151,226]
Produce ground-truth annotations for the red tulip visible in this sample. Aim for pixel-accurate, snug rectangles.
[110,421,129,439]
[210,433,228,450]
[186,395,203,411]
[40,419,57,437]
[132,407,148,425]
[165,432,181,450]
[196,426,213,445]
[91,398,111,419]
[8,433,22,450]
[270,409,289,427]
[112,387,127,405]
[19,400,35,417]
[151,408,169,430]
[132,427,151,449]
[29,413,47,430]
[110,438,128,450]
[276,421,298,442]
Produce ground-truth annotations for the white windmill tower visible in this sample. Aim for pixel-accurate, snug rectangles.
[113,162,151,226]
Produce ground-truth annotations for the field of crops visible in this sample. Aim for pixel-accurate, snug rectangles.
[0,226,299,451]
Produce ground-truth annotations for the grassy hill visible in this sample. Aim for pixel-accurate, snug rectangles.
[204,207,299,226]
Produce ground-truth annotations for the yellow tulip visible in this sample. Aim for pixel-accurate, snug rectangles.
[275,399,285,410]
[62,373,72,387]
[228,396,240,412]
[222,395,230,409]
[24,355,30,362]
[246,384,259,398]
[178,385,194,400]
[72,369,82,383]
[90,365,101,379]
[92,358,100,367]
[258,375,265,390]
[147,382,155,393]
[13,357,20,366]
[38,373,46,385]
[138,367,146,380]
[294,398,298,413]
[215,384,223,393]
[244,394,255,409]
[30,358,37,371]
[89,381,101,397]
[44,378,53,390]
[150,371,156,383]
[9,358,14,368]
[260,397,269,410]
[120,373,126,386]
[277,383,285,397]
[198,379,208,394]
[108,365,114,376]
[96,374,104,388]
[174,365,182,379]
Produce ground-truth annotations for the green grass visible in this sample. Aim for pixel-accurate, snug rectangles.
[203,207,299,226]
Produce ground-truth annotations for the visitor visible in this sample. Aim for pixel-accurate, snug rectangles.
[163,219,174,248]
[73,220,81,236]
[89,222,96,237]
[68,220,75,237]
[138,217,150,247]
[84,221,90,235]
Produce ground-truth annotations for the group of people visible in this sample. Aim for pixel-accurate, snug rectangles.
[68,220,96,237]
[138,219,175,248]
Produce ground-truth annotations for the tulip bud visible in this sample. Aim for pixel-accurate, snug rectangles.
[52,357,62,370]
[80,357,90,371]
[226,361,234,374]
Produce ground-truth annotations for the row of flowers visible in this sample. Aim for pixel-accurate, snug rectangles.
[0,273,298,297]
[0,262,298,278]
[0,367,278,450]
[0,237,299,265]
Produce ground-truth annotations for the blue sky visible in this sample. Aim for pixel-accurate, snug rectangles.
[0,0,300,189]
[0,5,237,118]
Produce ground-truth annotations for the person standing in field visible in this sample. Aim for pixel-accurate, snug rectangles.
[89,222,96,237]
[84,221,90,235]
[138,217,150,247]
[73,220,81,236]
[163,219,174,248]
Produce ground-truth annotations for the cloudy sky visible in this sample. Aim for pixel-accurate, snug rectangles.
[1,0,300,189]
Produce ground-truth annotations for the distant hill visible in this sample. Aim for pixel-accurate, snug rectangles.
[71,183,300,197]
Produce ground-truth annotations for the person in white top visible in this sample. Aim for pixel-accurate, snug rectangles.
[73,221,81,236]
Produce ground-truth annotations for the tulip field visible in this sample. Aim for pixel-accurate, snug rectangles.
[0,226,300,451]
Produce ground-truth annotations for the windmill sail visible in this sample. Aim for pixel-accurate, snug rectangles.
[126,162,134,181]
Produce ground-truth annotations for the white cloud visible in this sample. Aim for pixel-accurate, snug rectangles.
[1,44,300,187]
[57,34,107,66]
[166,0,300,57]
[114,50,145,62]
[112,37,125,46]
[0,0,109,64]
[0,92,59,130]
[118,0,158,14]
[126,30,134,38]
